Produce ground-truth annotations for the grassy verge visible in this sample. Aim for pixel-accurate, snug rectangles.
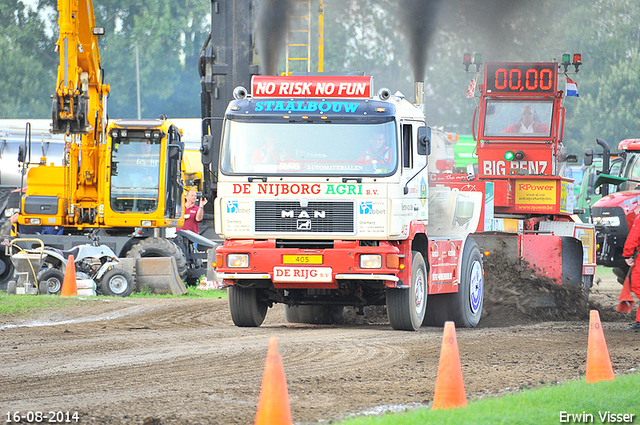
[0,285,226,317]
[338,373,640,425]
[131,285,227,299]
[0,293,88,316]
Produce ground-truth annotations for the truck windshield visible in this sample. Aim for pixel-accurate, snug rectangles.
[109,137,161,213]
[483,99,554,138]
[220,120,397,176]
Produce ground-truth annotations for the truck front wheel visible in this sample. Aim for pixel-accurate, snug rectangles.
[229,286,268,327]
[386,251,427,331]
[451,238,483,327]
[425,239,483,328]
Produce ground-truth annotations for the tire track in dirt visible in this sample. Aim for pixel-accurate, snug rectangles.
[1,279,638,425]
[0,301,149,330]
[2,302,417,423]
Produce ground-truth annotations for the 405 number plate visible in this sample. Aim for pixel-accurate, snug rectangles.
[282,255,323,264]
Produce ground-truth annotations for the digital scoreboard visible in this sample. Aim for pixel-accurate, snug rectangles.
[484,63,557,94]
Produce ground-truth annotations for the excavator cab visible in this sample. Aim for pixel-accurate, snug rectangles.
[20,118,184,230]
[106,120,184,226]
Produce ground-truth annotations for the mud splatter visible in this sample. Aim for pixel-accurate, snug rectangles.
[481,256,625,327]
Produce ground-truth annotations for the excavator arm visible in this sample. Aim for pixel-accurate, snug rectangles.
[49,0,111,221]
[52,0,109,136]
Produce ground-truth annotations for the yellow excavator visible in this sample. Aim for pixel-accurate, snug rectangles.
[12,0,204,294]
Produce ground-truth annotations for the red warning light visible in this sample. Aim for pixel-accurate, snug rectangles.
[572,53,582,72]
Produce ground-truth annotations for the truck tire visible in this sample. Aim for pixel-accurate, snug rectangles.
[126,238,188,282]
[425,239,483,328]
[38,268,65,295]
[284,305,344,325]
[386,251,427,331]
[228,286,268,327]
[451,238,484,327]
[99,269,134,297]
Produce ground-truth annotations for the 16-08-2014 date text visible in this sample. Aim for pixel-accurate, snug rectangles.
[5,411,79,423]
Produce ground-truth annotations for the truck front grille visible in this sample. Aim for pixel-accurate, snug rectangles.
[255,201,354,233]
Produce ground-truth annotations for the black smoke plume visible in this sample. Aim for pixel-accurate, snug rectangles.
[396,0,444,81]
[398,0,537,81]
[255,0,293,75]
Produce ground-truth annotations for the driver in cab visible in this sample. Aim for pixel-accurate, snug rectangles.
[359,133,392,165]
[502,105,550,134]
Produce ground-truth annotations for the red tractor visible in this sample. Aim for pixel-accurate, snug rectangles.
[585,138,640,283]
[431,54,595,296]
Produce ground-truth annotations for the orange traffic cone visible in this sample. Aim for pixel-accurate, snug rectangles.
[255,337,292,425]
[617,274,634,313]
[585,310,615,383]
[60,254,77,297]
[432,321,467,410]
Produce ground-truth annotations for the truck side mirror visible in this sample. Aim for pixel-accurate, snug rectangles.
[201,134,214,165]
[17,145,25,163]
[417,126,431,156]
[584,148,593,166]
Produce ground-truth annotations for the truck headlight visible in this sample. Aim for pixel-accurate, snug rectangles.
[360,254,382,269]
[227,254,249,268]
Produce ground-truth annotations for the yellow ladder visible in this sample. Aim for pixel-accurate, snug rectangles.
[286,0,311,74]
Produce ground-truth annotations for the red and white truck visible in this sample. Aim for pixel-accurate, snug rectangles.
[213,75,485,330]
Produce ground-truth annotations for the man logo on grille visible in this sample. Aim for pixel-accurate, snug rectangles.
[281,210,326,218]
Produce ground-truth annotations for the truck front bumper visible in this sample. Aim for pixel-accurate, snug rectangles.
[215,239,406,289]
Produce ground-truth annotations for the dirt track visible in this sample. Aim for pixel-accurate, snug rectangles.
[1,273,639,425]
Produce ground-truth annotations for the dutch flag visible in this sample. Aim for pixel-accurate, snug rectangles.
[566,77,579,97]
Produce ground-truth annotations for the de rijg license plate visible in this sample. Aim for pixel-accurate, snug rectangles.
[273,266,332,282]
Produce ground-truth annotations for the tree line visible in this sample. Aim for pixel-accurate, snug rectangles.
[2,0,640,155]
